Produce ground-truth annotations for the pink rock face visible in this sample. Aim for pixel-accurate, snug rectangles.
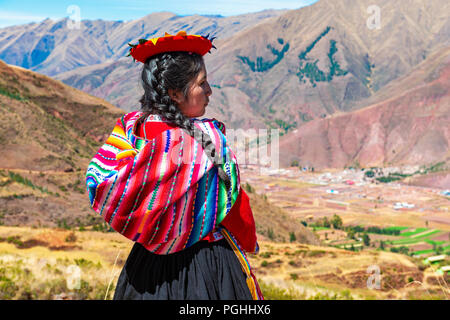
[279,59,450,169]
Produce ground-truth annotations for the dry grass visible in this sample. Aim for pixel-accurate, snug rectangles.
[0,226,132,300]
[0,225,448,300]
[249,240,449,300]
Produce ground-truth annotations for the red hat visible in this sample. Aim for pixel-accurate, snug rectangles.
[128,31,216,63]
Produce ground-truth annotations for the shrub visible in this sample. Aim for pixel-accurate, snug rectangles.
[390,246,409,255]
[289,232,296,242]
[267,228,275,240]
[259,281,302,300]
[57,219,71,230]
[331,214,343,229]
[243,182,255,194]
[363,233,371,246]
[92,222,114,233]
[65,232,77,243]
[0,278,19,299]
[73,280,93,300]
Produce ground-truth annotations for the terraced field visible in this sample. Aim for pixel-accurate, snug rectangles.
[240,166,450,258]
[330,227,450,257]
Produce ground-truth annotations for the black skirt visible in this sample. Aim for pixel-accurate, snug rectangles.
[113,238,253,300]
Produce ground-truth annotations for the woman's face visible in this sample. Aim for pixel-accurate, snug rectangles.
[171,66,212,118]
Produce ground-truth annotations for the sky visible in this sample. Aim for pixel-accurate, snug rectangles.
[0,0,319,28]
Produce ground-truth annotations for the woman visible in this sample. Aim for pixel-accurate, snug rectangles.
[86,31,262,300]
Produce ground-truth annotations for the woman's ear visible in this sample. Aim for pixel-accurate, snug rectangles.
[168,88,184,104]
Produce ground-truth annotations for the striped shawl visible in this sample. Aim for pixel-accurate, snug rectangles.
[86,111,257,255]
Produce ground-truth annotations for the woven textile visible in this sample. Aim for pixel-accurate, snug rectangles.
[86,111,256,255]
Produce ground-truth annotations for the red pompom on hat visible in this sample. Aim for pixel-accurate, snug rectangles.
[127,31,216,63]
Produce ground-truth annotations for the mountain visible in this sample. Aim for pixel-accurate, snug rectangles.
[277,45,450,169]
[0,60,124,172]
[0,10,287,77]
[49,0,450,131]
[0,60,318,246]
[0,59,124,227]
[203,0,450,129]
[1,0,449,169]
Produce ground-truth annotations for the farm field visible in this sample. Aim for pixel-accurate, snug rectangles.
[319,226,450,257]
[240,166,450,258]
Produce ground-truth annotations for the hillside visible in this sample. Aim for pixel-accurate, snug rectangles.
[0,60,124,172]
[204,0,450,129]
[0,10,287,76]
[246,187,320,245]
[0,59,124,228]
[278,45,450,169]
[1,0,446,132]
[47,0,450,131]
[0,60,318,245]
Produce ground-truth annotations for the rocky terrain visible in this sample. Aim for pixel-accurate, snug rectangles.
[278,46,450,169]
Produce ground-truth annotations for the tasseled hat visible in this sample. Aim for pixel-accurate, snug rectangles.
[127,31,216,63]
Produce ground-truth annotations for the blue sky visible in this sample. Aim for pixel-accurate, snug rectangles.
[0,0,319,27]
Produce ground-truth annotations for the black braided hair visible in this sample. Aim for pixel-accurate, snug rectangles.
[139,51,231,190]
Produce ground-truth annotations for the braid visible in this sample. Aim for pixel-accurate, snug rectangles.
[139,52,231,190]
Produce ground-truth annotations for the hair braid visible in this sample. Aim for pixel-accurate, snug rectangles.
[139,52,231,190]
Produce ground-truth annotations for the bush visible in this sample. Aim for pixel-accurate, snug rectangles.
[363,233,370,246]
[390,246,409,255]
[289,232,296,242]
[73,280,93,300]
[267,228,275,240]
[322,217,331,228]
[243,182,255,194]
[57,219,71,230]
[259,281,302,300]
[92,222,114,233]
[365,170,375,178]
[65,232,77,243]
[0,277,19,299]
[331,214,343,229]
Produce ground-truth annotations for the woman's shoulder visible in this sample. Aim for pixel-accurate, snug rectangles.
[193,117,226,134]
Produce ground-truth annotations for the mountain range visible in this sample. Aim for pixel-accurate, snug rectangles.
[0,59,318,243]
[279,45,450,169]
[0,0,449,170]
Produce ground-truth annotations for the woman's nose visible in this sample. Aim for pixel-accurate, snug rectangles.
[205,82,212,96]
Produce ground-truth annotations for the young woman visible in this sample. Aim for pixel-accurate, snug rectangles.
[86,31,263,300]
